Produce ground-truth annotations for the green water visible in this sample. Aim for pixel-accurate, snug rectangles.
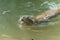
[0,0,60,40]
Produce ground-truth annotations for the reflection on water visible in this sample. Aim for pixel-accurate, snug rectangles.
[0,0,60,40]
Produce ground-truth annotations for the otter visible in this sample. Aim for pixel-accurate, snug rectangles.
[19,6,60,25]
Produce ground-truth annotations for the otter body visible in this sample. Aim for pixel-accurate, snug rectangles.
[19,6,60,25]
[32,8,59,22]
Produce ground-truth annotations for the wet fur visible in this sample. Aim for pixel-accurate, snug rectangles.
[19,6,60,25]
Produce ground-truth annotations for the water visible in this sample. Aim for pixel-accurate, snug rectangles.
[0,0,60,40]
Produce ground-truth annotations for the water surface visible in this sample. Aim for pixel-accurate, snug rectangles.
[0,0,60,40]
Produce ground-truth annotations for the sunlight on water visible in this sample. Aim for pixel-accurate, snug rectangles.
[0,0,60,40]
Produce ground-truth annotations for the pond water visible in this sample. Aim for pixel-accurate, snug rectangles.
[0,0,60,40]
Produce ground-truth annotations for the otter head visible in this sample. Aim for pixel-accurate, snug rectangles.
[19,16,33,25]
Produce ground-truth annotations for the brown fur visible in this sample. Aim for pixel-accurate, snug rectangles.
[19,6,60,25]
[32,7,60,22]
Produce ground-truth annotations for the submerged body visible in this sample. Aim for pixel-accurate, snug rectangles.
[32,8,60,23]
[19,6,60,25]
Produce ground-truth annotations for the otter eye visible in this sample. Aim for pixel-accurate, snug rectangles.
[21,19,24,21]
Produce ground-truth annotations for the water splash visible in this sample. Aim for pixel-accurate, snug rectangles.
[40,1,60,10]
[40,1,49,6]
[47,2,60,10]
[2,10,10,15]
